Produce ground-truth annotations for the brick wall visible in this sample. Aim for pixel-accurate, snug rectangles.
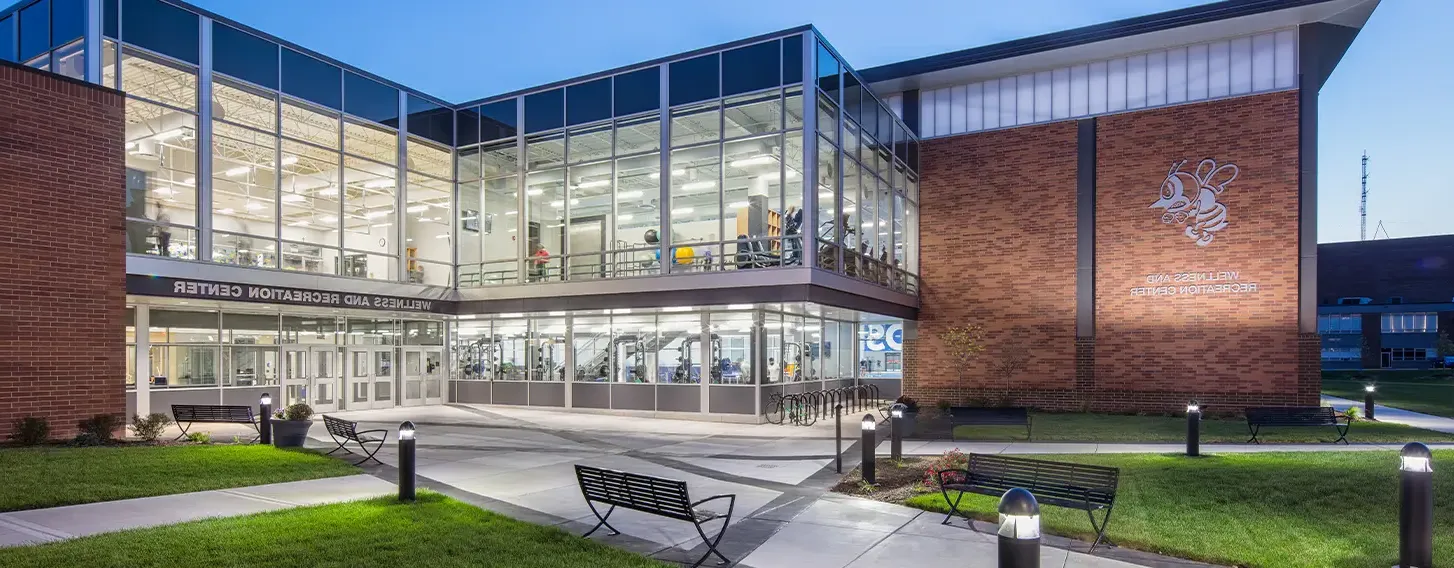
[0,63,126,439]
[905,91,1311,413]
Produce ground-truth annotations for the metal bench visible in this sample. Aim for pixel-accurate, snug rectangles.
[937,453,1119,551]
[1245,406,1350,444]
[170,404,258,442]
[574,465,736,568]
[947,406,1032,440]
[322,415,389,465]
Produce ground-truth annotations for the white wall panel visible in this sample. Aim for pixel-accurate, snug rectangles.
[1127,54,1147,109]
[1251,33,1275,91]
[1016,74,1035,125]
[1273,30,1297,89]
[950,85,967,134]
[999,77,1016,128]
[1146,51,1167,106]
[918,91,934,136]
[1108,58,1127,112]
[967,82,984,132]
[933,88,952,136]
[1230,36,1253,95]
[1166,47,1188,104]
[1051,68,1070,120]
[983,79,1000,129]
[1089,61,1108,114]
[1188,43,1209,100]
[1208,40,1231,98]
[1069,64,1089,117]
[1033,71,1052,122]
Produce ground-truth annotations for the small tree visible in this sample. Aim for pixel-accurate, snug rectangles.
[1437,331,1454,360]
[988,343,1030,405]
[939,323,988,381]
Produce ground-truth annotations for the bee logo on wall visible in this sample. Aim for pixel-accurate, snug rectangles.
[1150,158,1238,246]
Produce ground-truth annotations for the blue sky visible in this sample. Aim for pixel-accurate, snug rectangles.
[187,0,1450,244]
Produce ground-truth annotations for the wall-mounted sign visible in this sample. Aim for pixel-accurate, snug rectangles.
[861,323,904,352]
[1151,158,1237,246]
[127,275,447,313]
[1129,270,1260,297]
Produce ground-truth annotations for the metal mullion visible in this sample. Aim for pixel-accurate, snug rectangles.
[196,16,214,260]
[516,102,527,284]
[801,30,819,271]
[84,0,101,83]
[657,64,670,277]
[396,91,408,282]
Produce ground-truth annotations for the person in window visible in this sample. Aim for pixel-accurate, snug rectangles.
[767,357,779,383]
[530,243,550,281]
[153,205,172,257]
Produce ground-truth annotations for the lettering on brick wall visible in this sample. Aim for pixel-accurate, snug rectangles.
[1129,271,1259,297]
[1150,158,1237,246]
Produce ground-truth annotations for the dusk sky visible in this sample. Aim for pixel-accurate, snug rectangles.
[186,0,1452,244]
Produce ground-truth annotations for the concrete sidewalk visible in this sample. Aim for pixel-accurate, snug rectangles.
[1322,394,1454,434]
[0,474,394,548]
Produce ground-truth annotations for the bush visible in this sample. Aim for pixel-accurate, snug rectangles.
[8,417,50,446]
[921,449,968,490]
[1343,406,1362,421]
[131,413,173,442]
[185,431,211,444]
[77,414,123,443]
[894,395,920,413]
[274,403,314,422]
[71,432,104,446]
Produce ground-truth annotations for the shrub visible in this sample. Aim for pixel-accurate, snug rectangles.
[77,414,123,443]
[185,431,212,444]
[1344,406,1362,421]
[8,417,50,446]
[131,413,173,442]
[274,403,314,422]
[894,395,920,413]
[71,432,104,446]
[922,449,969,490]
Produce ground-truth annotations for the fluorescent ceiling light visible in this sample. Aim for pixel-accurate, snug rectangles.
[181,177,195,186]
[244,201,265,211]
[661,306,694,312]
[151,128,186,142]
[125,141,137,150]
[728,200,749,209]
[616,190,643,200]
[505,210,518,215]
[281,194,306,203]
[680,181,715,191]
[405,205,430,213]
[507,228,517,233]
[575,179,610,189]
[288,220,310,227]
[279,156,298,167]
[364,179,393,189]
[224,166,251,177]
[610,308,632,314]
[730,155,774,168]
[819,191,833,199]
[365,211,388,219]
[460,215,478,221]
[320,215,338,223]
[726,304,753,310]
[617,214,634,221]
[672,207,694,215]
[319,187,338,197]
[434,234,450,239]
[499,313,524,318]
[219,208,235,215]
[648,169,687,180]
[371,223,392,228]
[154,186,175,196]
[526,188,544,196]
[549,311,566,316]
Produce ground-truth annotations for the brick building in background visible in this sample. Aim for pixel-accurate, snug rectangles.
[1318,235,1454,370]
[0,61,126,436]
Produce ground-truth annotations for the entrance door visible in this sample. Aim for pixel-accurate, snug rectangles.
[401,348,445,406]
[282,349,311,408]
[311,348,338,413]
[347,347,397,410]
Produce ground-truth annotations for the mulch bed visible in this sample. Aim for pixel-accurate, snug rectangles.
[830,456,940,504]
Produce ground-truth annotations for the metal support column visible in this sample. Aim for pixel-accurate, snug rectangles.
[196,17,214,258]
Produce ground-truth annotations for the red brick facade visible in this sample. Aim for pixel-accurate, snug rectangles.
[0,63,127,439]
[906,91,1316,413]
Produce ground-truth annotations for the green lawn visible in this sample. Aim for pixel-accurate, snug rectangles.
[0,493,668,568]
[950,412,1454,443]
[905,451,1454,568]
[1324,370,1454,418]
[0,444,357,512]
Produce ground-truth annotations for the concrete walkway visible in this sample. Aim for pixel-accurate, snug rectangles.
[1322,394,1454,434]
[0,474,394,548]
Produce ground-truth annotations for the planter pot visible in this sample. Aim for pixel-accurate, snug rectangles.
[271,420,312,448]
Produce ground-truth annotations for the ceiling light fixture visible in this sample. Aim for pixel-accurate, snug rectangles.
[730,155,774,168]
[320,215,338,223]
[150,128,187,142]
[616,190,643,200]
[526,188,544,196]
[405,205,430,213]
[617,214,634,221]
[288,220,310,227]
[648,169,687,180]
[365,211,388,219]
[219,208,235,215]
[364,179,393,189]
[680,181,715,191]
[728,200,749,209]
[281,194,306,203]
[244,201,265,211]
[279,156,298,167]
[224,166,251,177]
[672,207,695,215]
[574,179,610,189]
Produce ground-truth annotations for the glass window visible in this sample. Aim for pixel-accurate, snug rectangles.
[671,101,719,148]
[815,42,840,104]
[223,313,279,344]
[709,311,753,384]
[724,90,782,139]
[103,0,115,38]
[573,316,611,382]
[281,140,341,245]
[671,144,721,266]
[669,53,719,107]
[456,106,480,147]
[815,135,837,269]
[121,50,197,111]
[723,135,781,267]
[1382,313,1437,333]
[658,313,700,383]
[224,344,277,386]
[530,317,566,381]
[281,48,341,110]
[125,98,198,258]
[479,142,519,269]
[614,152,659,272]
[52,38,83,80]
[457,147,482,269]
[122,0,199,64]
[211,120,279,254]
[18,0,50,62]
[214,79,277,133]
[344,119,397,163]
[404,321,443,345]
[405,173,452,266]
[566,77,611,126]
[51,0,84,47]
[480,99,517,142]
[815,92,837,144]
[212,23,278,89]
[281,99,340,149]
[723,40,780,96]
[1318,314,1363,334]
[0,16,13,62]
[566,122,612,165]
[342,156,397,279]
[405,135,451,180]
[407,94,453,146]
[782,34,803,84]
[566,160,612,280]
[526,133,565,171]
[610,314,656,382]
[525,169,565,282]
[344,71,399,125]
[615,114,660,155]
[614,66,659,117]
[524,88,564,134]
[785,86,804,130]
[348,318,396,345]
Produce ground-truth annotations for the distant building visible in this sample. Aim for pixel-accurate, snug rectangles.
[1319,235,1454,370]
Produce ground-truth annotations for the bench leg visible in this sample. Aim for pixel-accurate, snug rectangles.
[249,421,261,444]
[1088,505,1115,552]
[582,502,620,538]
[1246,423,1261,444]
[326,433,354,456]
[691,517,732,567]
[1334,423,1350,445]
[173,421,192,442]
[352,438,385,466]
[940,486,969,526]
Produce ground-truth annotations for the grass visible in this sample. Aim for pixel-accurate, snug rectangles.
[902,451,1454,568]
[949,412,1454,443]
[1324,371,1454,418]
[0,492,668,568]
[0,444,358,512]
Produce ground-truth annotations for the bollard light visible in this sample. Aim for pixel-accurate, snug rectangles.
[1364,384,1377,421]
[889,402,907,461]
[834,404,843,474]
[860,414,877,485]
[398,421,417,502]
[1398,442,1433,568]
[258,393,273,445]
[1185,400,1201,458]
[997,488,1041,568]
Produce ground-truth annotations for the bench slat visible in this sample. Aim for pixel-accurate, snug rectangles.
[577,465,695,521]
[171,405,255,424]
[950,454,1119,509]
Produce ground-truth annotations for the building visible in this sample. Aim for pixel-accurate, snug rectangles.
[0,0,1379,436]
[1318,235,1454,370]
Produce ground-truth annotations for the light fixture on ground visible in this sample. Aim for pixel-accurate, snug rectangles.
[997,487,1041,568]
[399,421,417,502]
[259,393,273,445]
[861,414,876,485]
[1398,442,1432,568]
[1364,384,1376,420]
[889,402,907,461]
[834,403,843,474]
[1186,401,1201,457]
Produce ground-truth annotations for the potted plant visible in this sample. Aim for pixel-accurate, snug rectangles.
[271,403,314,448]
[893,395,921,436]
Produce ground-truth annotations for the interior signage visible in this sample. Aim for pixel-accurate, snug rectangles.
[1129,270,1260,297]
[862,323,904,352]
[127,275,446,313]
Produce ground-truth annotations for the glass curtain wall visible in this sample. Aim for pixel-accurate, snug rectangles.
[811,36,920,294]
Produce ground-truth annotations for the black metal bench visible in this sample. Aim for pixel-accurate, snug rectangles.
[170,404,258,442]
[322,415,389,465]
[948,406,1032,440]
[937,453,1119,550]
[575,465,736,568]
[1245,406,1350,444]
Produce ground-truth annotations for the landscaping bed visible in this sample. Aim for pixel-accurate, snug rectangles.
[900,410,1454,443]
[0,492,669,568]
[0,444,357,512]
[834,450,1454,568]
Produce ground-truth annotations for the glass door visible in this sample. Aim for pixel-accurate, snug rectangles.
[311,348,338,413]
[373,349,395,408]
[424,349,443,405]
[401,349,425,406]
[347,348,372,410]
[282,349,310,407]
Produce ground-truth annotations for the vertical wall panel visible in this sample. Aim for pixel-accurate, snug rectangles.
[1070,64,1089,117]
[983,78,1000,129]
[1052,68,1071,119]
[933,87,951,135]
[1230,36,1253,95]
[1146,51,1167,106]
[1089,61,1108,114]
[1015,73,1034,125]
[967,82,984,131]
[1034,70,1053,122]
[919,91,935,137]
[1188,43,1209,100]
[950,84,967,134]
[999,76,1016,127]
[1107,58,1127,112]
[1273,29,1296,89]
[1166,47,1188,104]
[1126,54,1147,109]
[1208,40,1230,97]
[887,94,903,119]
